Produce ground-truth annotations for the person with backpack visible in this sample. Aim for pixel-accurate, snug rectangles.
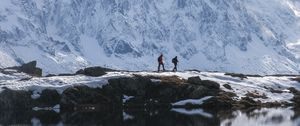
[158,54,165,72]
[172,56,178,72]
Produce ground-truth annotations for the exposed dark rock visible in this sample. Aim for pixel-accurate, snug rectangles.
[60,86,122,111]
[7,61,43,77]
[0,72,297,111]
[270,88,283,94]
[223,84,232,90]
[292,95,300,107]
[21,61,42,77]
[45,74,56,77]
[0,88,34,109]
[225,73,248,79]
[35,89,61,107]
[189,85,219,99]
[290,77,300,83]
[108,76,152,96]
[263,101,291,107]
[245,74,263,77]
[288,87,300,107]
[245,91,268,99]
[19,77,33,81]
[201,80,220,90]
[58,73,76,76]
[187,76,202,85]
[160,76,185,85]
[269,74,300,77]
[76,67,113,77]
[237,96,261,108]
[202,91,236,109]
[145,82,177,103]
[288,87,299,94]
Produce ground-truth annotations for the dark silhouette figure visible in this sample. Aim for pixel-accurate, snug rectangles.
[158,54,165,72]
[172,56,178,72]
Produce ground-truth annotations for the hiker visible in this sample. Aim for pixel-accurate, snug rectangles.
[157,54,165,72]
[172,56,178,72]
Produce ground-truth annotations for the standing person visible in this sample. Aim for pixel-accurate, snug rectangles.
[172,56,178,72]
[158,54,165,72]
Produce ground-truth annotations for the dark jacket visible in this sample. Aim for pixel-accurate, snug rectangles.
[172,57,178,64]
[158,55,163,64]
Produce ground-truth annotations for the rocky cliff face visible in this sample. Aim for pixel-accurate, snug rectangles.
[0,0,299,74]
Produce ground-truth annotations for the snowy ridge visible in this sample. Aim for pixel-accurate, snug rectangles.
[0,0,299,74]
[0,70,299,104]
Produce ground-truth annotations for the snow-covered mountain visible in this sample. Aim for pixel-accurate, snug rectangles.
[0,0,300,74]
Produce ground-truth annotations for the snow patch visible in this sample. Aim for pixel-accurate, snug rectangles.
[32,104,60,113]
[123,112,134,120]
[172,96,213,106]
[171,108,213,118]
[123,95,134,103]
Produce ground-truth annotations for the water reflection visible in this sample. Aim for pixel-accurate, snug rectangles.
[0,107,299,126]
[220,107,300,126]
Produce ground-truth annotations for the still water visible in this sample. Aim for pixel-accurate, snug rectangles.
[1,107,299,126]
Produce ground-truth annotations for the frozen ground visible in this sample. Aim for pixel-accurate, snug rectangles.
[0,70,299,104]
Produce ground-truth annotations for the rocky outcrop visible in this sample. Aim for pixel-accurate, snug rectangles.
[107,76,151,96]
[60,86,122,111]
[202,91,236,109]
[75,67,114,77]
[223,84,232,90]
[7,61,43,77]
[187,76,202,85]
[108,75,222,108]
[0,74,297,111]
[288,87,300,107]
[35,89,61,107]
[224,73,248,79]
[0,88,34,109]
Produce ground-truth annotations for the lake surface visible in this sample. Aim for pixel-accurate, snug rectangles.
[1,107,299,126]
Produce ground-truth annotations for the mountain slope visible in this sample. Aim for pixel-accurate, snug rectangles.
[0,0,299,74]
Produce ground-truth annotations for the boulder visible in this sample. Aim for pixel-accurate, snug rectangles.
[223,84,232,90]
[17,61,42,77]
[145,78,195,103]
[201,80,220,89]
[60,86,122,111]
[224,73,247,79]
[148,84,179,102]
[291,77,300,83]
[35,89,61,107]
[189,85,211,99]
[187,76,202,85]
[0,88,34,109]
[76,67,113,77]
[108,76,152,96]
[201,91,236,109]
[160,76,185,85]
[288,87,300,106]
[293,95,300,107]
[237,96,261,108]
[288,87,299,94]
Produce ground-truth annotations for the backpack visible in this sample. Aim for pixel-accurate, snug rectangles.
[158,56,162,62]
[172,58,176,63]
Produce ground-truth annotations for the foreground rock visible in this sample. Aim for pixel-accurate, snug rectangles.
[0,88,33,109]
[289,87,300,107]
[60,86,122,111]
[0,74,298,111]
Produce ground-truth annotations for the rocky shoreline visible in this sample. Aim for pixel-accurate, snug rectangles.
[0,62,300,112]
[0,73,298,111]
